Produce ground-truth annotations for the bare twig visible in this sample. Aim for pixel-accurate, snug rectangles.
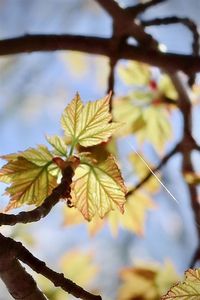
[125,0,168,17]
[0,162,75,226]
[0,234,101,300]
[141,16,200,85]
[126,143,179,197]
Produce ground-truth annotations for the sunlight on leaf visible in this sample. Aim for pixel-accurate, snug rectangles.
[0,146,57,210]
[71,155,127,221]
[61,93,120,148]
[46,135,68,156]
[162,268,200,299]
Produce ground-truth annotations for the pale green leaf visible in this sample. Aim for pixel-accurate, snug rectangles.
[46,135,68,156]
[162,268,200,299]
[71,155,127,221]
[61,93,120,147]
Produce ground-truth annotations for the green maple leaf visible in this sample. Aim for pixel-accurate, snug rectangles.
[0,146,57,210]
[71,155,127,221]
[162,268,200,299]
[61,92,119,149]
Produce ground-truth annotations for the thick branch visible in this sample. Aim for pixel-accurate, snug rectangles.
[0,35,200,73]
[126,144,179,197]
[0,234,101,300]
[0,234,47,300]
[0,163,75,226]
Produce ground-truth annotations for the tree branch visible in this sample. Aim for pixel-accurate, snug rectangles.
[0,234,47,300]
[0,234,101,300]
[0,34,200,73]
[0,162,75,226]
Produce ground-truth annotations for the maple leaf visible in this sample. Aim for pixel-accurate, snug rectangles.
[71,155,127,221]
[46,135,68,156]
[162,268,200,299]
[63,191,155,236]
[61,92,119,149]
[0,146,57,210]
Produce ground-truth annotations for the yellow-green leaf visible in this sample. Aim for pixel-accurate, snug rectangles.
[0,150,57,210]
[71,155,127,221]
[46,135,68,156]
[61,93,119,147]
[162,268,200,299]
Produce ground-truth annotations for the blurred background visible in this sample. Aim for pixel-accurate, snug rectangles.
[0,0,200,299]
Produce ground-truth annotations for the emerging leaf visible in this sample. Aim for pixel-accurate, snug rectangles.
[162,268,200,299]
[46,135,68,156]
[61,93,119,148]
[71,155,127,221]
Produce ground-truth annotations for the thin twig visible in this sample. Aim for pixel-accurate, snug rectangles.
[141,16,200,85]
[126,143,179,197]
[125,0,168,17]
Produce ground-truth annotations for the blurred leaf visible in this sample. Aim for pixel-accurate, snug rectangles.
[118,61,151,86]
[113,97,172,152]
[60,51,88,78]
[129,153,160,193]
[137,106,172,152]
[118,261,180,300]
[61,93,119,147]
[0,146,57,210]
[71,155,127,221]
[113,98,145,136]
[162,268,200,299]
[159,75,178,100]
[109,192,155,236]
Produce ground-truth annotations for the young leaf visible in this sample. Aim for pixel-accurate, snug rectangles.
[61,93,119,148]
[162,268,200,299]
[46,135,68,156]
[71,155,127,221]
[0,146,57,210]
